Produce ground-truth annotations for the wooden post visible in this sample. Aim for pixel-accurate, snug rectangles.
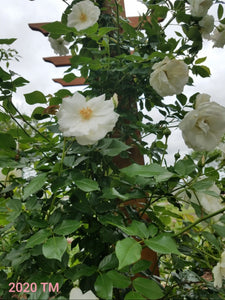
[103,0,159,276]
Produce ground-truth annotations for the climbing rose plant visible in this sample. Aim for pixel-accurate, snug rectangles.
[1,0,225,299]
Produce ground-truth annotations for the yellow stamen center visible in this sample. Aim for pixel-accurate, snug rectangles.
[80,12,87,22]
[79,107,93,120]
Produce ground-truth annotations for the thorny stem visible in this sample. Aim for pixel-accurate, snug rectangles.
[46,138,67,219]
[174,206,225,237]
[10,101,51,142]
[160,135,169,166]
[62,0,69,5]
[114,0,121,55]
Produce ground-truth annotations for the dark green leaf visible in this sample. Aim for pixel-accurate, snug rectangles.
[99,253,118,271]
[106,270,130,289]
[25,229,51,248]
[65,264,97,281]
[202,231,221,251]
[0,67,11,81]
[94,273,113,300]
[42,236,67,261]
[63,73,76,82]
[218,4,224,20]
[131,259,152,274]
[174,158,196,176]
[24,91,47,105]
[100,139,130,157]
[212,224,225,238]
[191,178,214,191]
[120,163,173,182]
[192,65,211,78]
[145,234,180,255]
[76,178,100,192]
[0,133,16,150]
[115,238,142,270]
[133,277,164,299]
[54,219,81,235]
[32,106,48,120]
[0,38,17,45]
[23,173,47,200]
[42,21,72,34]
[117,220,149,239]
[125,291,146,300]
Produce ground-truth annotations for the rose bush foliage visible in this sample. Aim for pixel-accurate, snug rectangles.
[1,0,225,299]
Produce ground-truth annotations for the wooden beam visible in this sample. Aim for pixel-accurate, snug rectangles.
[53,77,86,86]
[43,56,72,67]
[28,23,49,36]
[28,15,155,36]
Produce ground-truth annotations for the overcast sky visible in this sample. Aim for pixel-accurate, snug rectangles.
[1,0,225,164]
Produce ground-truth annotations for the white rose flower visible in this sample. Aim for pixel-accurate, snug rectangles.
[56,92,119,145]
[211,24,225,48]
[149,57,189,97]
[69,287,98,300]
[179,179,225,223]
[212,251,225,288]
[67,0,100,31]
[191,183,224,223]
[188,0,212,17]
[199,15,214,39]
[48,37,69,56]
[179,94,225,151]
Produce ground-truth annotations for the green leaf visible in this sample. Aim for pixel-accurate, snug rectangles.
[195,57,207,64]
[117,220,149,239]
[125,291,146,300]
[94,273,113,300]
[148,224,158,237]
[13,76,29,87]
[42,236,67,261]
[6,198,22,220]
[76,178,100,192]
[174,158,196,176]
[98,27,116,37]
[0,67,11,80]
[218,4,224,20]
[191,178,214,191]
[133,278,164,299]
[23,173,47,200]
[202,231,221,251]
[212,224,225,238]
[63,73,76,83]
[54,219,81,235]
[120,163,173,182]
[131,259,152,274]
[102,187,130,201]
[24,91,47,105]
[98,253,119,271]
[115,238,142,270]
[100,139,130,157]
[106,270,130,289]
[54,89,72,98]
[31,106,48,120]
[0,133,16,150]
[42,21,72,34]
[0,38,16,45]
[192,65,211,78]
[25,229,51,248]
[145,234,180,255]
[65,264,97,281]
[0,112,10,122]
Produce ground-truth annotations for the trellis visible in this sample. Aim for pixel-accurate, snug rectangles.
[29,0,159,276]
